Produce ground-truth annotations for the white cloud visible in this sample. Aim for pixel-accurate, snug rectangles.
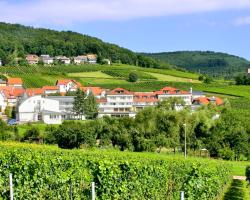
[1,0,250,25]
[234,16,250,25]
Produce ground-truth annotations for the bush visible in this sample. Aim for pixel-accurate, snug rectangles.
[128,72,138,82]
[246,165,250,183]
[22,127,40,141]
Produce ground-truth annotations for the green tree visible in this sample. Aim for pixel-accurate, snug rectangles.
[72,88,86,116]
[128,72,138,82]
[83,92,98,119]
[157,97,185,111]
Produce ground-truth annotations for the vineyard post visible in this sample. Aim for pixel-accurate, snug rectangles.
[69,179,73,200]
[180,191,184,200]
[91,182,95,200]
[9,173,13,200]
[183,123,187,159]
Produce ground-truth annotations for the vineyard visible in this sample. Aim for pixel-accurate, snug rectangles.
[0,142,231,200]
[101,70,156,80]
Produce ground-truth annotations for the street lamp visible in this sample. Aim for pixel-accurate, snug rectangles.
[183,123,187,159]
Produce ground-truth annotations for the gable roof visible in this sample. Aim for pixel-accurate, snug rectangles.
[25,88,44,96]
[82,87,105,96]
[193,97,223,106]
[0,86,25,98]
[108,88,134,95]
[155,87,189,95]
[42,86,59,90]
[56,79,81,87]
[7,78,23,85]
[133,92,158,103]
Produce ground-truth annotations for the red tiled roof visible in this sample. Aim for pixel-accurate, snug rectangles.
[25,88,44,96]
[42,86,59,90]
[56,79,82,87]
[82,87,105,96]
[26,54,39,61]
[0,86,25,98]
[133,92,159,103]
[108,88,134,95]
[154,87,189,95]
[193,97,223,106]
[7,78,23,85]
[56,79,71,85]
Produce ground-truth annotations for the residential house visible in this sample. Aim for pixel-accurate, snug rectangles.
[17,95,84,124]
[26,54,39,65]
[0,86,25,108]
[0,59,2,66]
[74,55,88,65]
[192,96,224,106]
[40,55,54,65]
[87,54,97,64]
[56,79,81,94]
[81,86,106,99]
[98,88,136,118]
[7,78,23,88]
[55,56,71,64]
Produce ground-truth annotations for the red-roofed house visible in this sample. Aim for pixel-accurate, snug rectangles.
[81,87,106,98]
[7,78,23,88]
[56,79,82,93]
[192,96,224,106]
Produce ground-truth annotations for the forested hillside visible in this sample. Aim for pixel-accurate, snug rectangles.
[144,51,250,78]
[0,22,170,68]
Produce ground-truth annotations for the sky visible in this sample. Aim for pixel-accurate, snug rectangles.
[0,0,250,59]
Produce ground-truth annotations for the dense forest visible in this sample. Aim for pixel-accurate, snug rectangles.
[0,22,170,69]
[144,51,250,78]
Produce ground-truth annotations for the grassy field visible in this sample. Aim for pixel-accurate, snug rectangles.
[68,71,113,78]
[146,72,200,83]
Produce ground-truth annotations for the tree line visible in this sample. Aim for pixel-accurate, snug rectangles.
[1,97,249,161]
[0,22,170,69]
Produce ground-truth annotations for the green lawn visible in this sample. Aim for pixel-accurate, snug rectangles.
[146,72,200,83]
[68,71,113,78]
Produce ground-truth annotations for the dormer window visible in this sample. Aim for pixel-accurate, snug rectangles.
[163,90,169,94]
[176,90,180,94]
[117,90,124,94]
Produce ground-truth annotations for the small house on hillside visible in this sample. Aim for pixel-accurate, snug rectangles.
[55,56,70,64]
[87,54,97,64]
[26,54,39,65]
[56,79,81,93]
[0,59,2,66]
[40,55,54,65]
[74,55,88,65]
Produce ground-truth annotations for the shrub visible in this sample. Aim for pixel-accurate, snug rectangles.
[246,165,250,184]
[128,72,138,82]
